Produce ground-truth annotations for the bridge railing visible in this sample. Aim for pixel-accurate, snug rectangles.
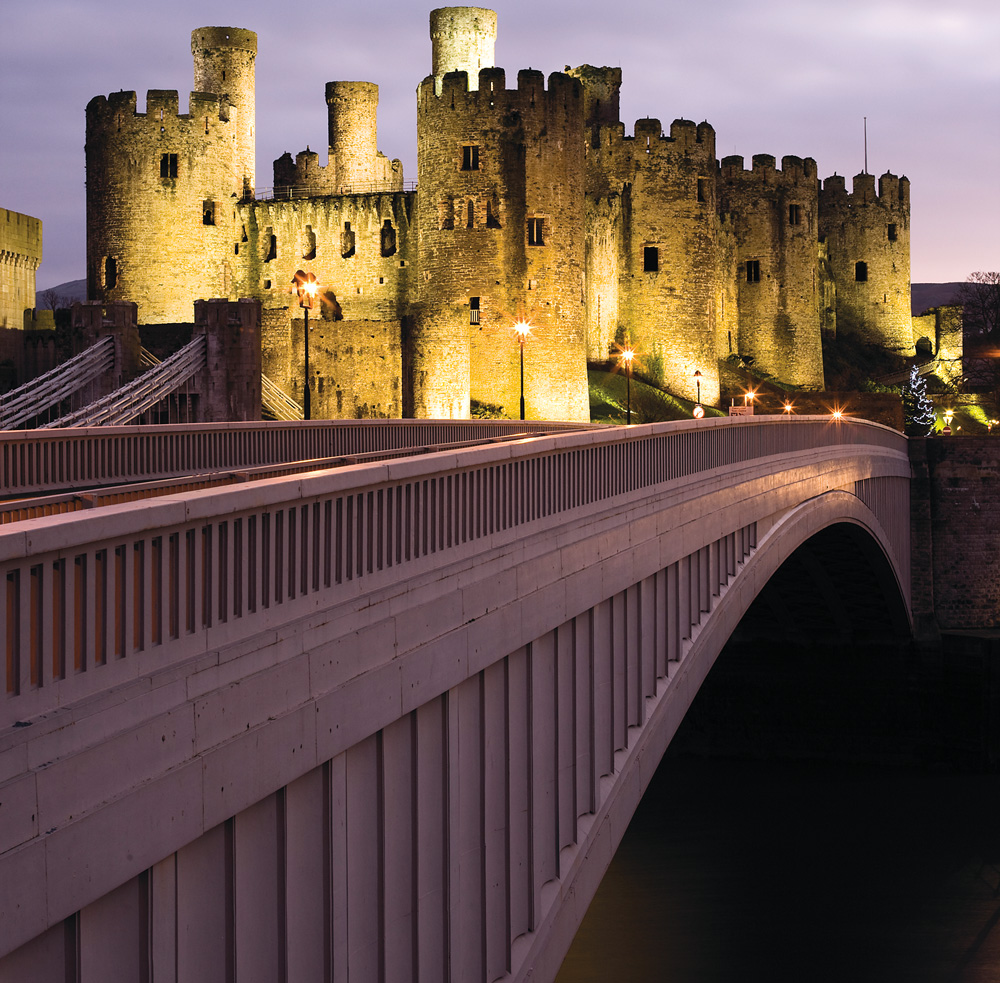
[0,419,590,497]
[1,417,907,729]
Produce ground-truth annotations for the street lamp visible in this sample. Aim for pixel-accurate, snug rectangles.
[620,347,635,424]
[513,320,532,420]
[783,400,794,415]
[693,369,702,417]
[292,270,318,420]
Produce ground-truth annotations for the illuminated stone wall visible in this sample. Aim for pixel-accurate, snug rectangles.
[413,67,589,421]
[581,116,723,404]
[718,154,824,389]
[819,172,912,351]
[0,207,41,330]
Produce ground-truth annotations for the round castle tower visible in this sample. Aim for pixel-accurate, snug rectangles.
[273,82,403,195]
[414,9,589,421]
[429,7,496,93]
[718,153,824,389]
[191,27,256,196]
[86,28,257,324]
[818,171,911,352]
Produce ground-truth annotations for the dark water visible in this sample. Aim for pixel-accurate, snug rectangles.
[556,755,1000,983]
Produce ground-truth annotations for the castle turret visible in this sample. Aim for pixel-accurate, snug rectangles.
[429,7,496,93]
[717,153,824,388]
[819,170,911,351]
[191,27,257,195]
[272,83,403,196]
[414,54,589,420]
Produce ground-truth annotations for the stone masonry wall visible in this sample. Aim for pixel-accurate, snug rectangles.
[910,437,1000,632]
[819,172,911,352]
[238,192,415,323]
[0,207,41,330]
[414,67,589,421]
[719,154,824,389]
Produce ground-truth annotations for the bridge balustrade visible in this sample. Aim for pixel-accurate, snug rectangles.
[2,417,905,730]
[0,419,588,497]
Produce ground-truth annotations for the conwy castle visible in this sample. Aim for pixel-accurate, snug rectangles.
[85,7,915,421]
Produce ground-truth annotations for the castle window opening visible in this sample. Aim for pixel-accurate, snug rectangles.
[528,217,545,246]
[470,296,480,325]
[104,256,118,291]
[264,232,277,262]
[342,223,356,258]
[467,200,475,229]
[855,261,868,282]
[263,279,271,289]
[159,153,178,179]
[381,220,397,256]
[888,223,897,241]
[461,145,480,171]
[789,203,801,226]
[643,246,659,273]
[746,260,761,283]
[234,243,239,255]
[486,199,501,229]
[302,226,316,261]
[202,201,216,226]
[439,200,454,230]
[697,178,709,203]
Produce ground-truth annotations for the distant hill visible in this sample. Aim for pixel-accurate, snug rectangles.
[911,282,963,315]
[35,279,87,306]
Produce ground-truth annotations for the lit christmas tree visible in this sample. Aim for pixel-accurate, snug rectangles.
[902,364,935,436]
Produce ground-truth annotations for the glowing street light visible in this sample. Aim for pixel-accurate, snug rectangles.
[513,320,532,420]
[693,369,702,418]
[783,401,794,415]
[292,270,319,420]
[620,347,635,424]
[832,409,843,421]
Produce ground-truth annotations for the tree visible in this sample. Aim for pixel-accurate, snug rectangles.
[954,271,1000,340]
[902,363,935,436]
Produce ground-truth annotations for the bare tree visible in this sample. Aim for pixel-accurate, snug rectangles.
[954,271,1000,340]
[39,288,70,311]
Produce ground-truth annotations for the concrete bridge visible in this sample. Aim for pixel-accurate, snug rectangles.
[0,417,912,982]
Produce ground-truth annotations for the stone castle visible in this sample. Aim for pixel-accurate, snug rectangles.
[85,7,914,421]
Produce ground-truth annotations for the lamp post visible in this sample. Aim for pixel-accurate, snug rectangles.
[292,270,318,420]
[620,347,635,424]
[513,320,532,420]
[693,369,702,416]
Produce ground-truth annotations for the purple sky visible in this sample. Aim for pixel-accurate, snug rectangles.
[2,0,997,289]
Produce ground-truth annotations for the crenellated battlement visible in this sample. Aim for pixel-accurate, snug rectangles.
[87,89,232,129]
[419,66,582,114]
[721,153,818,186]
[820,171,909,210]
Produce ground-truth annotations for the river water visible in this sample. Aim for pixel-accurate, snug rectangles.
[556,754,1000,982]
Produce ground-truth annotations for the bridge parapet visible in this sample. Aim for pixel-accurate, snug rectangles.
[1,416,907,731]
